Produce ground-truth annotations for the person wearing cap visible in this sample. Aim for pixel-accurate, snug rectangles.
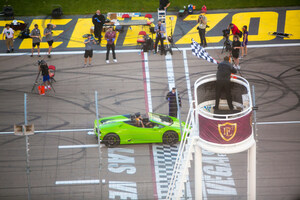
[154,20,166,55]
[30,24,41,57]
[105,26,117,63]
[44,23,56,58]
[2,24,14,53]
[214,56,237,111]
[166,87,181,118]
[83,34,97,67]
[197,13,207,47]
[92,10,106,44]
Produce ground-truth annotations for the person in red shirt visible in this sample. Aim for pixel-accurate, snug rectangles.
[228,23,241,36]
[105,27,117,63]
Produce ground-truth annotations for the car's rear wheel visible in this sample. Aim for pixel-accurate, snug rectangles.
[103,133,120,147]
[163,131,178,145]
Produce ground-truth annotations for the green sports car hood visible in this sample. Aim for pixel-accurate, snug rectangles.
[95,114,132,125]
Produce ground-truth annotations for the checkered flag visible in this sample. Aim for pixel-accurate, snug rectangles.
[191,39,219,64]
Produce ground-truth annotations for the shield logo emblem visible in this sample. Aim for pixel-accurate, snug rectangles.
[218,122,237,141]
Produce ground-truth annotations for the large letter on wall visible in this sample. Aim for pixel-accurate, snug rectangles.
[232,12,278,41]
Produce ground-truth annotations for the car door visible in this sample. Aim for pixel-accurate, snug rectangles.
[133,123,165,144]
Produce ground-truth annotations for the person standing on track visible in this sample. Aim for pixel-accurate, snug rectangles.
[30,24,41,57]
[44,23,56,58]
[159,0,170,10]
[232,35,242,69]
[92,10,105,45]
[105,26,117,64]
[154,20,166,55]
[166,87,181,118]
[83,34,97,67]
[2,24,14,53]
[39,60,51,92]
[241,25,248,58]
[214,56,237,111]
[197,13,207,47]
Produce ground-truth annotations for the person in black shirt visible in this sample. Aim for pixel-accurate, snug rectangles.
[92,10,105,44]
[39,60,51,91]
[214,56,237,111]
[166,87,181,118]
[159,0,170,10]
[231,35,242,69]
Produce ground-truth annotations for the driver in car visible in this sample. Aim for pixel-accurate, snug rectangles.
[135,113,145,128]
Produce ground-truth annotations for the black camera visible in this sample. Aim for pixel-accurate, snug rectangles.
[222,29,230,38]
[38,60,46,66]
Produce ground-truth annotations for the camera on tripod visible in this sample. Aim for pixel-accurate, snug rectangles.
[37,60,46,66]
[221,29,231,53]
[222,29,230,38]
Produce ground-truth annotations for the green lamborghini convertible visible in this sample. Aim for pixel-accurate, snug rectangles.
[94,112,186,147]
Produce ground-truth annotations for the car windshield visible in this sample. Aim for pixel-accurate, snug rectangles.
[149,113,173,126]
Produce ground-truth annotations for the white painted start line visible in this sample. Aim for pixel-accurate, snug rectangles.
[55,179,100,185]
[58,144,99,149]
[1,43,299,57]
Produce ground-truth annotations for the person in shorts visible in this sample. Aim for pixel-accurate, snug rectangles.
[30,24,41,57]
[83,34,96,67]
[2,24,14,53]
[231,35,242,69]
[39,60,51,91]
[241,25,248,58]
[44,23,56,58]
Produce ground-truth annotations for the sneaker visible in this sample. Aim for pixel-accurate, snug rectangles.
[106,60,109,64]
[11,48,14,52]
[113,59,117,63]
[237,65,241,69]
[48,55,51,58]
[83,64,87,68]
[30,55,33,57]
[88,63,92,67]
[38,55,41,57]
[153,51,157,54]
[239,56,243,59]
[6,50,10,53]
[48,86,51,90]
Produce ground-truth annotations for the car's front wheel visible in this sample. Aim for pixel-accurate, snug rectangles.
[103,133,120,147]
[162,131,178,145]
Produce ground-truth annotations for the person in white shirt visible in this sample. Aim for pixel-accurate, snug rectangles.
[2,24,14,53]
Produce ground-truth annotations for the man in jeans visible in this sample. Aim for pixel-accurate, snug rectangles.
[83,34,96,67]
[105,27,117,64]
[30,24,41,57]
[2,24,14,53]
[197,14,207,47]
[214,56,237,111]
[44,23,56,58]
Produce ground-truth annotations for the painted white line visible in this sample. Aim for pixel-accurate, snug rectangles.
[144,52,153,112]
[55,179,100,185]
[1,43,299,57]
[256,121,300,125]
[182,50,192,106]
[58,144,98,149]
[165,54,176,90]
[0,128,94,135]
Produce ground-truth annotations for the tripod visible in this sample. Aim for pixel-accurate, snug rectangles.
[31,71,55,94]
[166,17,181,55]
[221,37,231,54]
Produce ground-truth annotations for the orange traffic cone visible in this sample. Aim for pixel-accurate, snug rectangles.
[38,85,45,95]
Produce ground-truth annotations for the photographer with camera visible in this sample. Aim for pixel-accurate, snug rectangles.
[38,60,51,93]
[197,14,207,47]
[44,23,56,58]
[105,26,117,64]
[83,34,97,67]
[228,23,242,38]
[154,20,166,55]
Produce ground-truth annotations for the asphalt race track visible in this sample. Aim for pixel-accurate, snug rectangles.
[0,8,300,200]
